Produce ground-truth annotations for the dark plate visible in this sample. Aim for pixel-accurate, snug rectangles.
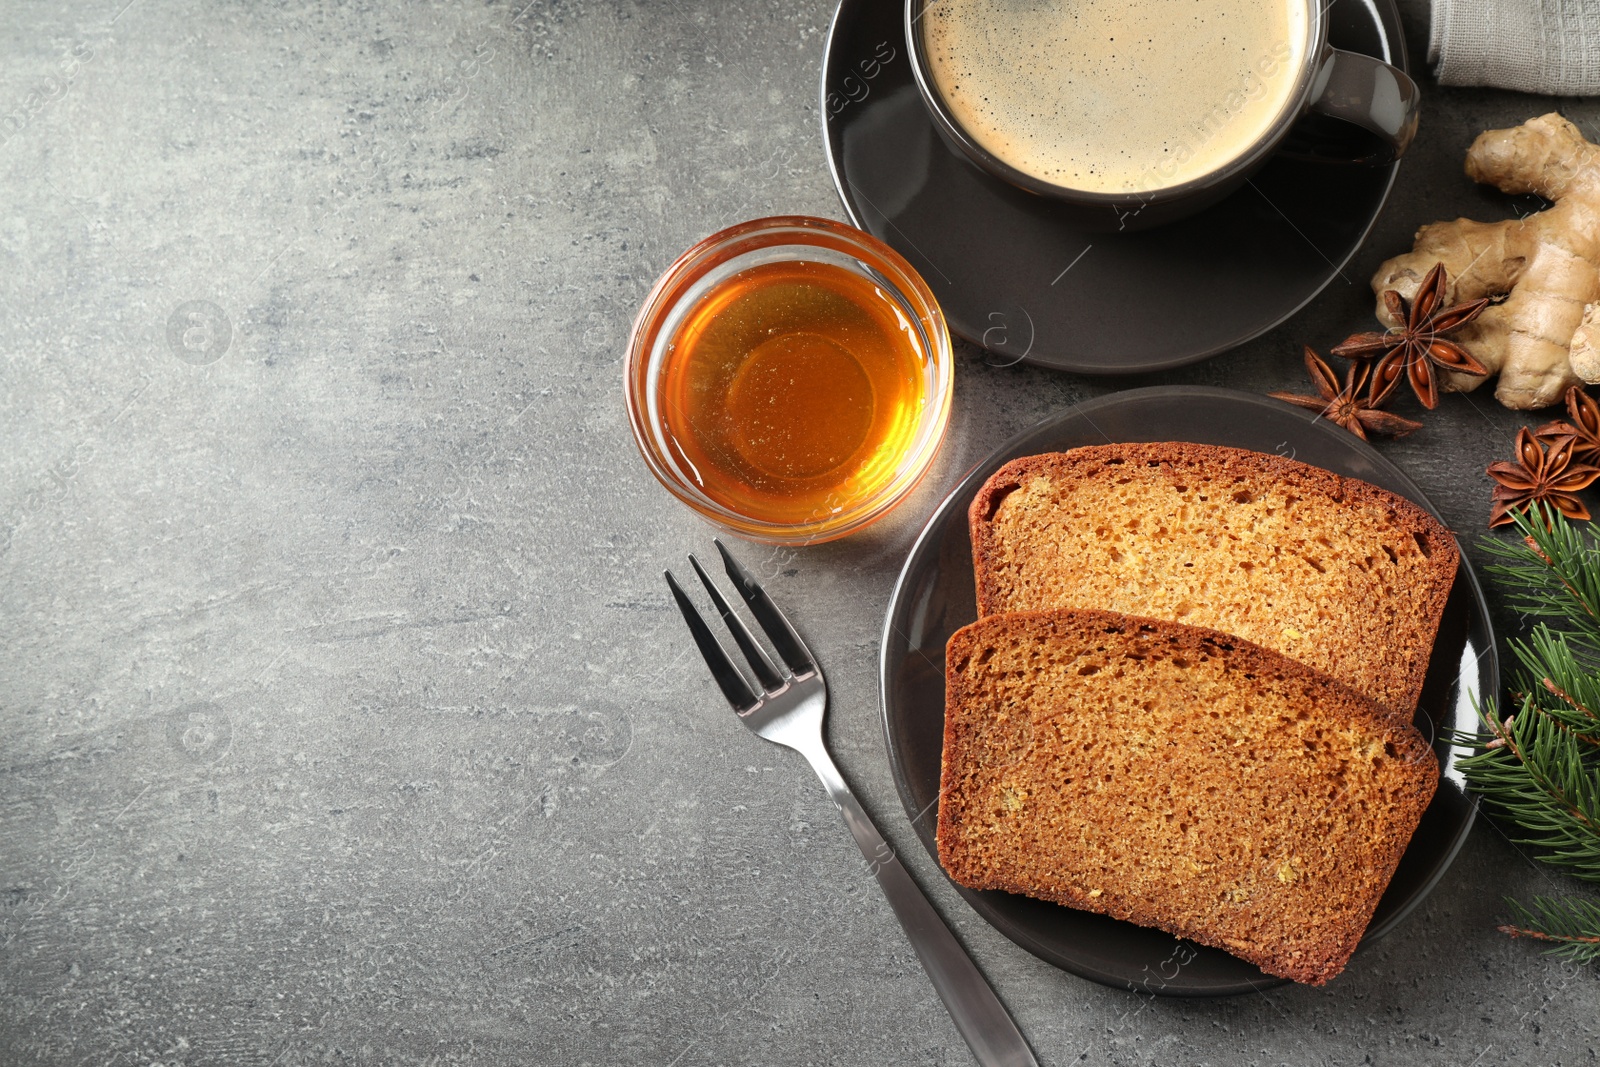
[878,388,1495,996]
[820,0,1407,373]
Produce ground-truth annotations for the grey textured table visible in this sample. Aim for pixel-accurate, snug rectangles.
[4,2,1598,1065]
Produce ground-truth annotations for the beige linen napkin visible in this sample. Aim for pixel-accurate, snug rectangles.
[1431,0,1600,95]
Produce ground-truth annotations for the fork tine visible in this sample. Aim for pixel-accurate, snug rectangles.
[689,555,785,691]
[665,570,760,713]
[713,539,817,676]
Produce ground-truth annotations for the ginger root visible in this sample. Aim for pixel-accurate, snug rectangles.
[1370,113,1600,410]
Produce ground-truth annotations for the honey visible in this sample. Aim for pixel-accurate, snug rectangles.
[655,259,930,529]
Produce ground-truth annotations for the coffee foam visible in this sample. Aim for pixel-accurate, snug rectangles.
[922,0,1309,194]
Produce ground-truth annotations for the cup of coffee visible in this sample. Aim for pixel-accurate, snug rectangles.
[906,0,1419,231]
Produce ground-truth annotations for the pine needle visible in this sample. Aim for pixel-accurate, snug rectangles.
[1481,502,1600,661]
[1499,897,1600,963]
[1459,703,1600,880]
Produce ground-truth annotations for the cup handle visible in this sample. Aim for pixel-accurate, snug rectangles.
[1285,47,1420,164]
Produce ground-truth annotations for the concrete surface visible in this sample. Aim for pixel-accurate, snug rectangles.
[2,1,1598,1064]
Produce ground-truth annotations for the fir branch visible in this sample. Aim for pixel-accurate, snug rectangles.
[1459,700,1600,881]
[1463,505,1600,963]
[1481,503,1600,659]
[1499,896,1600,964]
[1510,627,1600,743]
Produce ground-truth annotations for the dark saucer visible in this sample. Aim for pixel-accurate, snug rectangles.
[877,388,1494,996]
[820,0,1409,374]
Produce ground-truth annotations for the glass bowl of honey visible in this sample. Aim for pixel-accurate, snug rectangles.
[625,215,953,545]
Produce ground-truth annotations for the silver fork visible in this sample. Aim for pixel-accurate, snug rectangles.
[665,540,1039,1067]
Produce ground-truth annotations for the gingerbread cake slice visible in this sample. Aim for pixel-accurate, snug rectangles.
[968,443,1460,719]
[937,608,1439,985]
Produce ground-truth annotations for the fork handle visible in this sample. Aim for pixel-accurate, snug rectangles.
[798,742,1040,1067]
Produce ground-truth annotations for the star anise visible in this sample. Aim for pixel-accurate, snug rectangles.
[1533,385,1600,463]
[1487,427,1600,528]
[1331,262,1491,409]
[1269,346,1423,441]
